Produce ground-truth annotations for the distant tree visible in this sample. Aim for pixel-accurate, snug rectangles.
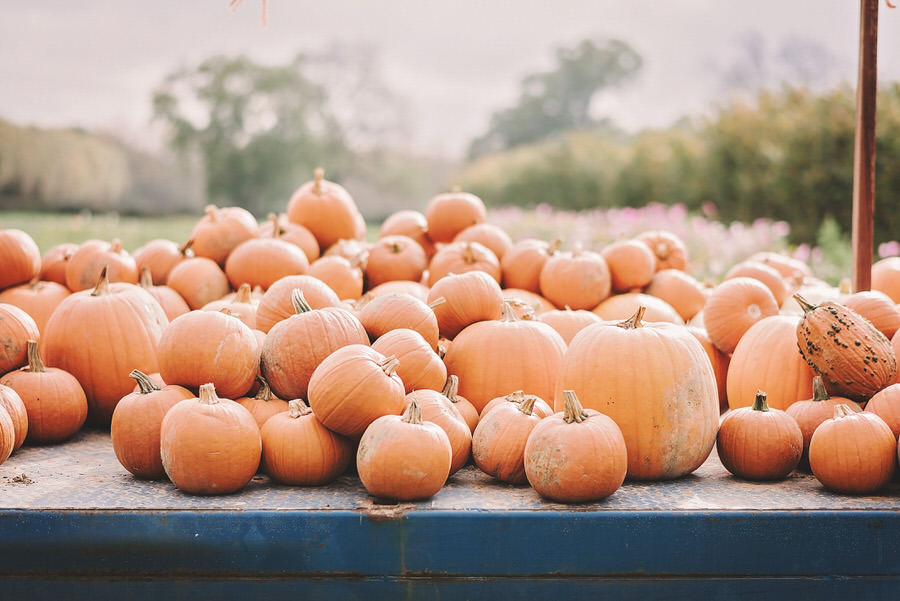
[468,38,642,158]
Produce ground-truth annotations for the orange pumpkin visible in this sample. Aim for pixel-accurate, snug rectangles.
[747,251,813,282]
[724,260,790,307]
[687,326,730,413]
[786,376,861,465]
[480,390,554,420]
[427,241,501,286]
[0,280,69,334]
[865,383,900,439]
[255,274,341,333]
[201,283,258,330]
[501,239,560,293]
[261,290,369,401]
[160,383,262,495]
[224,237,309,290]
[356,399,452,501]
[555,307,719,480]
[65,239,139,292]
[365,280,430,303]
[405,389,471,475]
[41,268,166,424]
[39,243,78,287]
[286,168,362,251]
[444,302,567,413]
[307,345,406,437]
[424,188,487,244]
[593,292,683,325]
[138,267,190,322]
[1,340,87,443]
[0,383,28,451]
[0,228,41,291]
[258,213,320,264]
[165,257,231,311]
[644,269,707,322]
[635,230,689,272]
[261,398,353,485]
[133,238,192,285]
[441,375,480,433]
[809,404,896,494]
[189,204,259,266]
[539,246,611,310]
[307,255,364,301]
[365,235,428,288]
[716,390,803,480]
[427,271,503,340]
[110,369,194,479]
[371,328,447,393]
[356,293,440,348]
[0,303,40,375]
[601,239,657,293]
[842,290,900,340]
[0,408,13,465]
[379,210,436,259]
[453,223,513,261]
[703,277,779,354]
[871,256,900,303]
[524,390,628,502]
[472,392,543,483]
[539,308,603,344]
[235,376,289,430]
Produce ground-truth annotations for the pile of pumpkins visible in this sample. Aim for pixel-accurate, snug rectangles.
[1,167,899,503]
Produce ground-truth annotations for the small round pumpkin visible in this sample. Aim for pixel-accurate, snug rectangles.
[453,223,513,261]
[0,407,14,465]
[189,204,259,266]
[0,383,28,451]
[808,404,896,495]
[0,280,70,333]
[0,303,40,375]
[441,375,480,433]
[405,389,471,475]
[356,399,452,501]
[842,290,900,340]
[39,243,78,287]
[539,246,611,311]
[356,293,440,348]
[307,255,364,301]
[365,235,428,288]
[871,256,900,303]
[716,390,803,481]
[785,376,861,465]
[424,188,487,244]
[601,239,657,293]
[379,210,436,259]
[235,376,290,430]
[133,239,192,285]
[427,271,503,340]
[539,308,603,345]
[524,390,628,503]
[0,228,42,291]
[473,392,544,484]
[865,383,900,439]
[261,398,353,486]
[287,168,362,251]
[160,383,262,495]
[224,237,310,290]
[259,213,321,264]
[201,283,258,330]
[593,292,683,325]
[724,261,790,307]
[703,277,779,354]
[165,257,231,311]
[480,390,554,420]
[110,370,194,479]
[372,328,447,394]
[427,241,501,287]
[635,230,689,272]
[644,269,707,322]
[255,274,341,333]
[65,239,139,292]
[138,267,190,322]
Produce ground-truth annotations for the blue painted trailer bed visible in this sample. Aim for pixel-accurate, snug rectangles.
[1,430,898,599]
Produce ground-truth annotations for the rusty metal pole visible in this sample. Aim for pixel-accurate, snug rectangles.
[851,0,879,292]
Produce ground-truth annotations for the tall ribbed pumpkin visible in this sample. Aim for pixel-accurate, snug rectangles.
[41,267,167,424]
[443,302,566,413]
[554,307,719,480]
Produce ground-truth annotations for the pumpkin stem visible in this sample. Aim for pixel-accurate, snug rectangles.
[838,278,852,295]
[811,376,830,402]
[500,301,519,323]
[390,242,404,254]
[793,294,817,314]
[428,296,447,310]
[179,239,194,256]
[25,340,46,373]
[402,399,424,425]
[751,390,770,412]
[234,283,253,304]
[518,394,537,416]
[379,355,400,377]
[90,265,111,297]
[139,266,153,288]
[562,390,589,424]
[291,289,312,314]
[313,167,325,194]
[110,238,124,253]
[506,390,525,403]
[268,213,284,238]
[254,376,276,401]
[130,369,161,394]
[441,374,459,402]
[204,204,219,221]
[833,403,855,419]
[288,398,312,419]
[462,243,477,264]
[616,306,646,330]
[450,185,462,193]
[548,238,563,255]
[219,307,236,318]
[198,383,219,405]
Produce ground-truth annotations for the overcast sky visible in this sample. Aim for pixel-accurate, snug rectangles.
[2,1,899,158]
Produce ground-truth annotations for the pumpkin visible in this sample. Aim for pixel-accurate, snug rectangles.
[261,398,353,485]
[747,251,813,282]
[441,375,479,433]
[160,383,261,495]
[635,230,689,272]
[110,369,194,479]
[157,307,260,400]
[453,223,513,261]
[379,210,436,259]
[427,241,501,286]
[539,246,611,310]
[258,213,320,264]
[480,390,554,420]
[133,239,192,285]
[538,308,603,344]
[323,238,370,268]
[286,168,362,251]
[235,376,289,430]
[555,307,719,480]
[365,235,428,288]
[501,239,560,293]
[0,228,41,290]
[0,383,28,451]
[724,261,790,307]
[371,328,447,393]
[40,267,166,423]
[308,255,364,301]
[0,407,13,465]
[794,295,897,401]
[0,280,69,334]
[444,302,567,413]
[644,269,707,322]
[165,257,231,311]
[261,290,369,401]
[703,277,779,354]
[593,292,683,325]
[201,283,258,330]
[138,267,190,322]
[189,204,259,266]
[0,303,41,375]
[405,389,471,475]
[524,390,628,502]
[842,290,900,340]
[0,340,87,443]
[785,376,861,465]
[424,188,487,244]
[356,399,452,501]
[472,392,543,483]
[65,239,139,292]
[871,256,900,303]
[427,271,503,340]
[365,280,430,303]
[601,239,657,293]
[39,243,78,287]
[716,390,803,480]
[865,383,900,439]
[502,289,556,319]
[224,237,310,290]
[808,404,896,494]
[255,274,341,333]
[687,326,730,413]
[307,344,406,437]
[357,293,440,348]
[726,315,815,411]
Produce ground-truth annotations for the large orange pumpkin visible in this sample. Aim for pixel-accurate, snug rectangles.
[356,293,440,349]
[865,383,900,440]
